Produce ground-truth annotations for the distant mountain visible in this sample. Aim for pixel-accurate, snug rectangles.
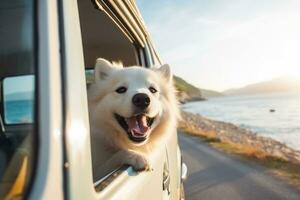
[201,88,223,98]
[224,76,300,95]
[6,92,33,101]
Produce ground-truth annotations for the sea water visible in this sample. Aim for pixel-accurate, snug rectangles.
[182,91,300,151]
[4,100,34,124]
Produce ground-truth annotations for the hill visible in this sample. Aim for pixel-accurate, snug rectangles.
[224,76,300,95]
[174,76,201,97]
[201,88,223,98]
[173,76,222,102]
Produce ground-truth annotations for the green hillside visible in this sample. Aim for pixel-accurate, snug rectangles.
[174,75,223,102]
[201,88,223,98]
[174,76,201,97]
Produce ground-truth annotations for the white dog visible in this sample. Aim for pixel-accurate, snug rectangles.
[88,58,179,180]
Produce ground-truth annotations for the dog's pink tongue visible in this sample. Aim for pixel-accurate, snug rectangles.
[137,115,149,133]
[127,115,149,135]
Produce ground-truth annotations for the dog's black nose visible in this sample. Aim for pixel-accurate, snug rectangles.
[132,93,150,109]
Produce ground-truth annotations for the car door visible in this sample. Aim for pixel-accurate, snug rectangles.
[59,0,175,199]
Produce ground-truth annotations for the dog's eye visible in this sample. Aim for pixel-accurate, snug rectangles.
[149,86,157,93]
[115,86,127,94]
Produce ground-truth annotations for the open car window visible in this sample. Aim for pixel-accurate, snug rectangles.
[77,0,144,186]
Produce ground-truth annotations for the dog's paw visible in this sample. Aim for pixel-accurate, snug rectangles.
[122,150,151,172]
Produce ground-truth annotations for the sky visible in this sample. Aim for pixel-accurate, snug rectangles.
[137,0,300,92]
[4,75,34,95]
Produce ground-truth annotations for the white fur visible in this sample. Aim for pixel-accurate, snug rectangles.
[88,58,180,180]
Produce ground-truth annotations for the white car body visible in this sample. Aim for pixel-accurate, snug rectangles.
[1,0,186,199]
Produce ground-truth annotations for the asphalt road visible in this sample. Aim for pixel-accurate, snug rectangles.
[179,133,300,200]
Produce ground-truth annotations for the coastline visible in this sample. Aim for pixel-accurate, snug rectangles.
[179,111,300,188]
[179,111,300,163]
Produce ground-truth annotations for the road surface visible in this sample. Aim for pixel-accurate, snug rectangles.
[179,133,300,200]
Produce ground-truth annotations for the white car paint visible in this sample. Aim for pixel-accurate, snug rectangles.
[27,0,184,199]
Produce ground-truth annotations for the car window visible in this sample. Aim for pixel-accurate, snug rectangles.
[77,0,143,185]
[0,0,37,199]
[3,75,35,125]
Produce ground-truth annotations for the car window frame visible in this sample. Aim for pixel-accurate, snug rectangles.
[59,1,165,198]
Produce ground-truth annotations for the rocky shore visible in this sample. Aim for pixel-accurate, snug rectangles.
[179,111,300,164]
[176,92,206,104]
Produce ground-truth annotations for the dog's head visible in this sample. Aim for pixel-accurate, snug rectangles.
[88,58,179,147]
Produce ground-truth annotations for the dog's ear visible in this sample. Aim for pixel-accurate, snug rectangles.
[94,58,117,81]
[156,64,172,83]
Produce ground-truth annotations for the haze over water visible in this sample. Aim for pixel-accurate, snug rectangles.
[182,91,300,151]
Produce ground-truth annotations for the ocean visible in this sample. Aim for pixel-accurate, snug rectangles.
[4,100,34,124]
[182,91,300,151]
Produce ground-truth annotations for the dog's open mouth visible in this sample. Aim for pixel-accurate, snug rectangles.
[114,113,155,143]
